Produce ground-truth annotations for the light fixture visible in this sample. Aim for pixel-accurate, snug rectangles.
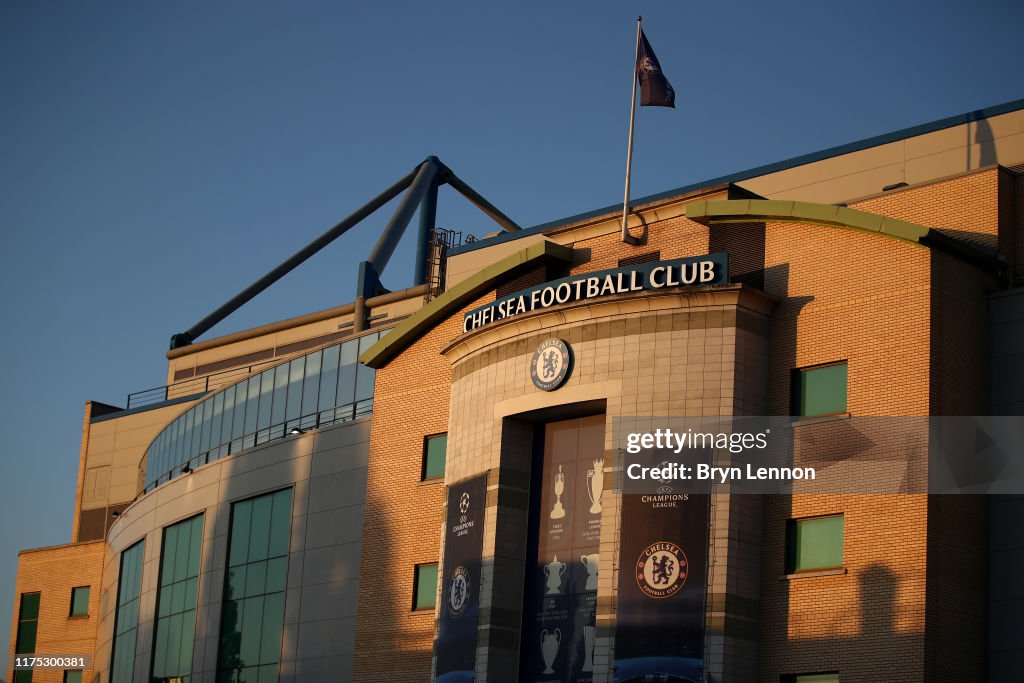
[111,510,121,518]
[289,426,306,435]
[181,464,192,474]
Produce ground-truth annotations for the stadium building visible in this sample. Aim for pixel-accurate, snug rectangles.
[6,99,1024,683]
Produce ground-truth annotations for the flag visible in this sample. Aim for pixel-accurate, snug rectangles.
[636,29,675,108]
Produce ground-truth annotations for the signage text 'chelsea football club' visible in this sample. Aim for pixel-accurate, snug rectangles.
[463,253,729,333]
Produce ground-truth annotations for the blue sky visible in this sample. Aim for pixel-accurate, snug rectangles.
[0,0,1021,671]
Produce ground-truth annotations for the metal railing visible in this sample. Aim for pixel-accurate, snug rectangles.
[126,358,285,410]
[142,399,373,494]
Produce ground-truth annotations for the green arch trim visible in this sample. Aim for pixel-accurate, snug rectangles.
[686,199,1003,272]
[359,240,574,369]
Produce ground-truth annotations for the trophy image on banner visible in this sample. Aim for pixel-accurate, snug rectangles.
[581,553,599,591]
[544,555,566,595]
[582,625,596,673]
[550,465,566,519]
[540,628,562,674]
[586,458,604,514]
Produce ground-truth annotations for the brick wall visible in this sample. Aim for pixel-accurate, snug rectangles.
[352,294,493,682]
[6,542,105,683]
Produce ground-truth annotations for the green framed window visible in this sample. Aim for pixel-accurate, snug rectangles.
[422,434,447,481]
[15,592,40,654]
[793,362,847,417]
[15,592,40,680]
[152,514,204,683]
[413,563,438,611]
[782,674,840,683]
[63,671,83,683]
[69,586,90,617]
[110,540,145,683]
[217,488,293,683]
[786,515,844,573]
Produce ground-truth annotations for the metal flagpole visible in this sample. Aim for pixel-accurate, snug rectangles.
[620,16,642,244]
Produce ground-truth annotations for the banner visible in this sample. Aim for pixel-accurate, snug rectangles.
[435,474,488,683]
[613,491,708,683]
[521,416,605,683]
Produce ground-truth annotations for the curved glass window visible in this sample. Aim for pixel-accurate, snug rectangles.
[144,331,381,492]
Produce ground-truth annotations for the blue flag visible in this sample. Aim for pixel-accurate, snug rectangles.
[636,29,675,108]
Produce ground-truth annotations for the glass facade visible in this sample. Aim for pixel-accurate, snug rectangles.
[786,515,844,573]
[218,489,293,683]
[144,332,381,492]
[413,563,438,610]
[110,541,145,683]
[69,586,90,617]
[152,514,205,683]
[422,434,447,480]
[794,362,848,417]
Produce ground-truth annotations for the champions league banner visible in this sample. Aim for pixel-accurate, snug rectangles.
[613,491,708,683]
[435,474,487,683]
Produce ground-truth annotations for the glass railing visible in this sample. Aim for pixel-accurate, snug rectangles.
[143,331,382,493]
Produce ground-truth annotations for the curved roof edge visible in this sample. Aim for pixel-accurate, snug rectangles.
[449,98,1024,257]
[359,240,574,369]
[686,199,1005,274]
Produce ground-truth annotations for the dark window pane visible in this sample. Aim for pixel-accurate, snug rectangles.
[244,377,261,439]
[248,495,273,563]
[233,379,248,440]
[796,363,847,417]
[318,345,340,413]
[257,370,274,434]
[15,619,37,653]
[413,563,438,610]
[422,434,447,480]
[210,392,225,455]
[70,586,90,617]
[199,397,213,455]
[265,557,287,594]
[337,340,358,407]
[245,563,267,598]
[220,385,236,447]
[284,358,305,425]
[226,566,247,601]
[259,592,285,664]
[229,500,253,568]
[270,364,289,435]
[239,596,264,665]
[300,351,322,423]
[20,593,40,620]
[787,515,844,572]
[64,670,83,683]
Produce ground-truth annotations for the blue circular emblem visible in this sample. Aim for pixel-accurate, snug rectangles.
[530,338,572,391]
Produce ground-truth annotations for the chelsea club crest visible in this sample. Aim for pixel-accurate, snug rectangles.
[635,541,688,599]
[530,339,572,391]
[448,565,470,618]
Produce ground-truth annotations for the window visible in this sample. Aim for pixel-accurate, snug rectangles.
[152,514,204,683]
[793,362,847,417]
[63,671,83,683]
[15,592,40,654]
[782,674,840,683]
[218,489,293,683]
[69,586,90,617]
[110,540,145,683]
[422,434,447,481]
[786,515,844,573]
[413,563,438,611]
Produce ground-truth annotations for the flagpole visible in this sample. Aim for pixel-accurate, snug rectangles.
[620,16,642,245]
